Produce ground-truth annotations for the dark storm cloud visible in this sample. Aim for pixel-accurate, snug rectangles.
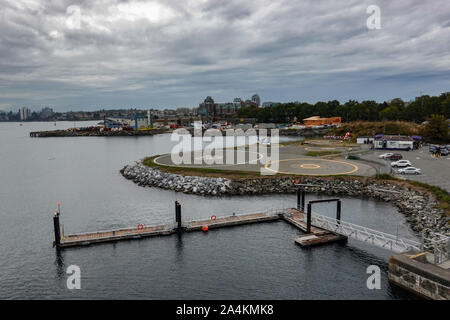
[0,0,449,110]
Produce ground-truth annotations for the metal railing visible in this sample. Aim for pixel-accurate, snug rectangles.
[423,234,450,264]
[307,211,421,253]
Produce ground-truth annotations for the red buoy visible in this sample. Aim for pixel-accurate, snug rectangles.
[211,215,217,221]
[202,225,209,232]
[137,224,144,230]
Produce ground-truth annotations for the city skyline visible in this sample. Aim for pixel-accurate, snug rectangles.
[1,1,450,111]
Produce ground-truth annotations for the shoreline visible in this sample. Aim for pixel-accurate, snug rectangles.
[120,161,449,244]
[29,128,170,137]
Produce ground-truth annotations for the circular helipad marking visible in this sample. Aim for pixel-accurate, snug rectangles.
[300,163,320,169]
[153,151,264,167]
[264,158,359,176]
[194,155,224,161]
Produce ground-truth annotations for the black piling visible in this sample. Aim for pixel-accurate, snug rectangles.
[296,189,306,211]
[306,203,312,234]
[301,190,305,211]
[336,200,341,224]
[53,211,61,247]
[175,200,182,233]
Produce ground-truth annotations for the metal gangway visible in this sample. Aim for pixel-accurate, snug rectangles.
[308,211,422,253]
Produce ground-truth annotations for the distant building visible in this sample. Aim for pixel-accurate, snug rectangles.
[373,135,414,150]
[198,96,217,116]
[251,94,261,107]
[198,95,260,117]
[356,136,375,144]
[176,107,190,116]
[39,107,54,119]
[262,102,281,108]
[19,107,31,121]
[303,116,341,127]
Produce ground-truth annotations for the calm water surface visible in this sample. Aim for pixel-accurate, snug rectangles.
[0,122,417,299]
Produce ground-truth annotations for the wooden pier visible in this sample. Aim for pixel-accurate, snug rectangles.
[58,211,282,248]
[53,190,349,249]
[60,224,172,247]
[187,212,280,231]
[55,208,345,249]
[282,208,347,247]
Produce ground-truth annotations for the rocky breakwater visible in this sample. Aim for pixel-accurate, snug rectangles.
[121,162,449,239]
[121,162,231,196]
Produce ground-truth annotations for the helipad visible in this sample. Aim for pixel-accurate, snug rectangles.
[264,158,359,176]
[152,144,377,177]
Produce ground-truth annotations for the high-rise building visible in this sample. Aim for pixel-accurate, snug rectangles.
[198,96,217,116]
[19,107,31,121]
[251,94,261,107]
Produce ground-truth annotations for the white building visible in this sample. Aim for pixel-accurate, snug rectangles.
[374,135,414,150]
[356,136,375,144]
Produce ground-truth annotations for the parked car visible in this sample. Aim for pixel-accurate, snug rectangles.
[391,160,412,167]
[429,146,437,153]
[386,153,403,160]
[440,149,449,156]
[398,167,421,175]
[379,153,393,159]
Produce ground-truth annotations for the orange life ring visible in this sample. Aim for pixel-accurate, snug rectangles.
[211,215,216,221]
[137,224,144,230]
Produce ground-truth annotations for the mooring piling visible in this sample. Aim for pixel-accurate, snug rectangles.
[53,209,61,247]
[175,200,182,233]
[296,189,306,211]
[337,200,341,223]
[306,203,312,234]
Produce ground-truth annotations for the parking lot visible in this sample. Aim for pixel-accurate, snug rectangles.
[369,147,450,192]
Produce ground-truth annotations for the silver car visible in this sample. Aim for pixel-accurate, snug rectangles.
[391,160,412,167]
[398,167,421,175]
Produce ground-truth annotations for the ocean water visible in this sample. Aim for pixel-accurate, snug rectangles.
[0,122,417,299]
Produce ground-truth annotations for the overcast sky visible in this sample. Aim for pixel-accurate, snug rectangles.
[1,0,449,111]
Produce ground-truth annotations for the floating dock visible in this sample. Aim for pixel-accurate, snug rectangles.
[59,211,282,248]
[54,201,345,249]
[53,191,347,249]
[60,224,172,247]
[282,208,347,247]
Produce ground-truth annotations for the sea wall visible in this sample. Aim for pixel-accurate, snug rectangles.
[120,162,449,239]
[388,253,450,300]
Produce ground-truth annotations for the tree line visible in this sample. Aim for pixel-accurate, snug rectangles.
[237,93,450,123]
